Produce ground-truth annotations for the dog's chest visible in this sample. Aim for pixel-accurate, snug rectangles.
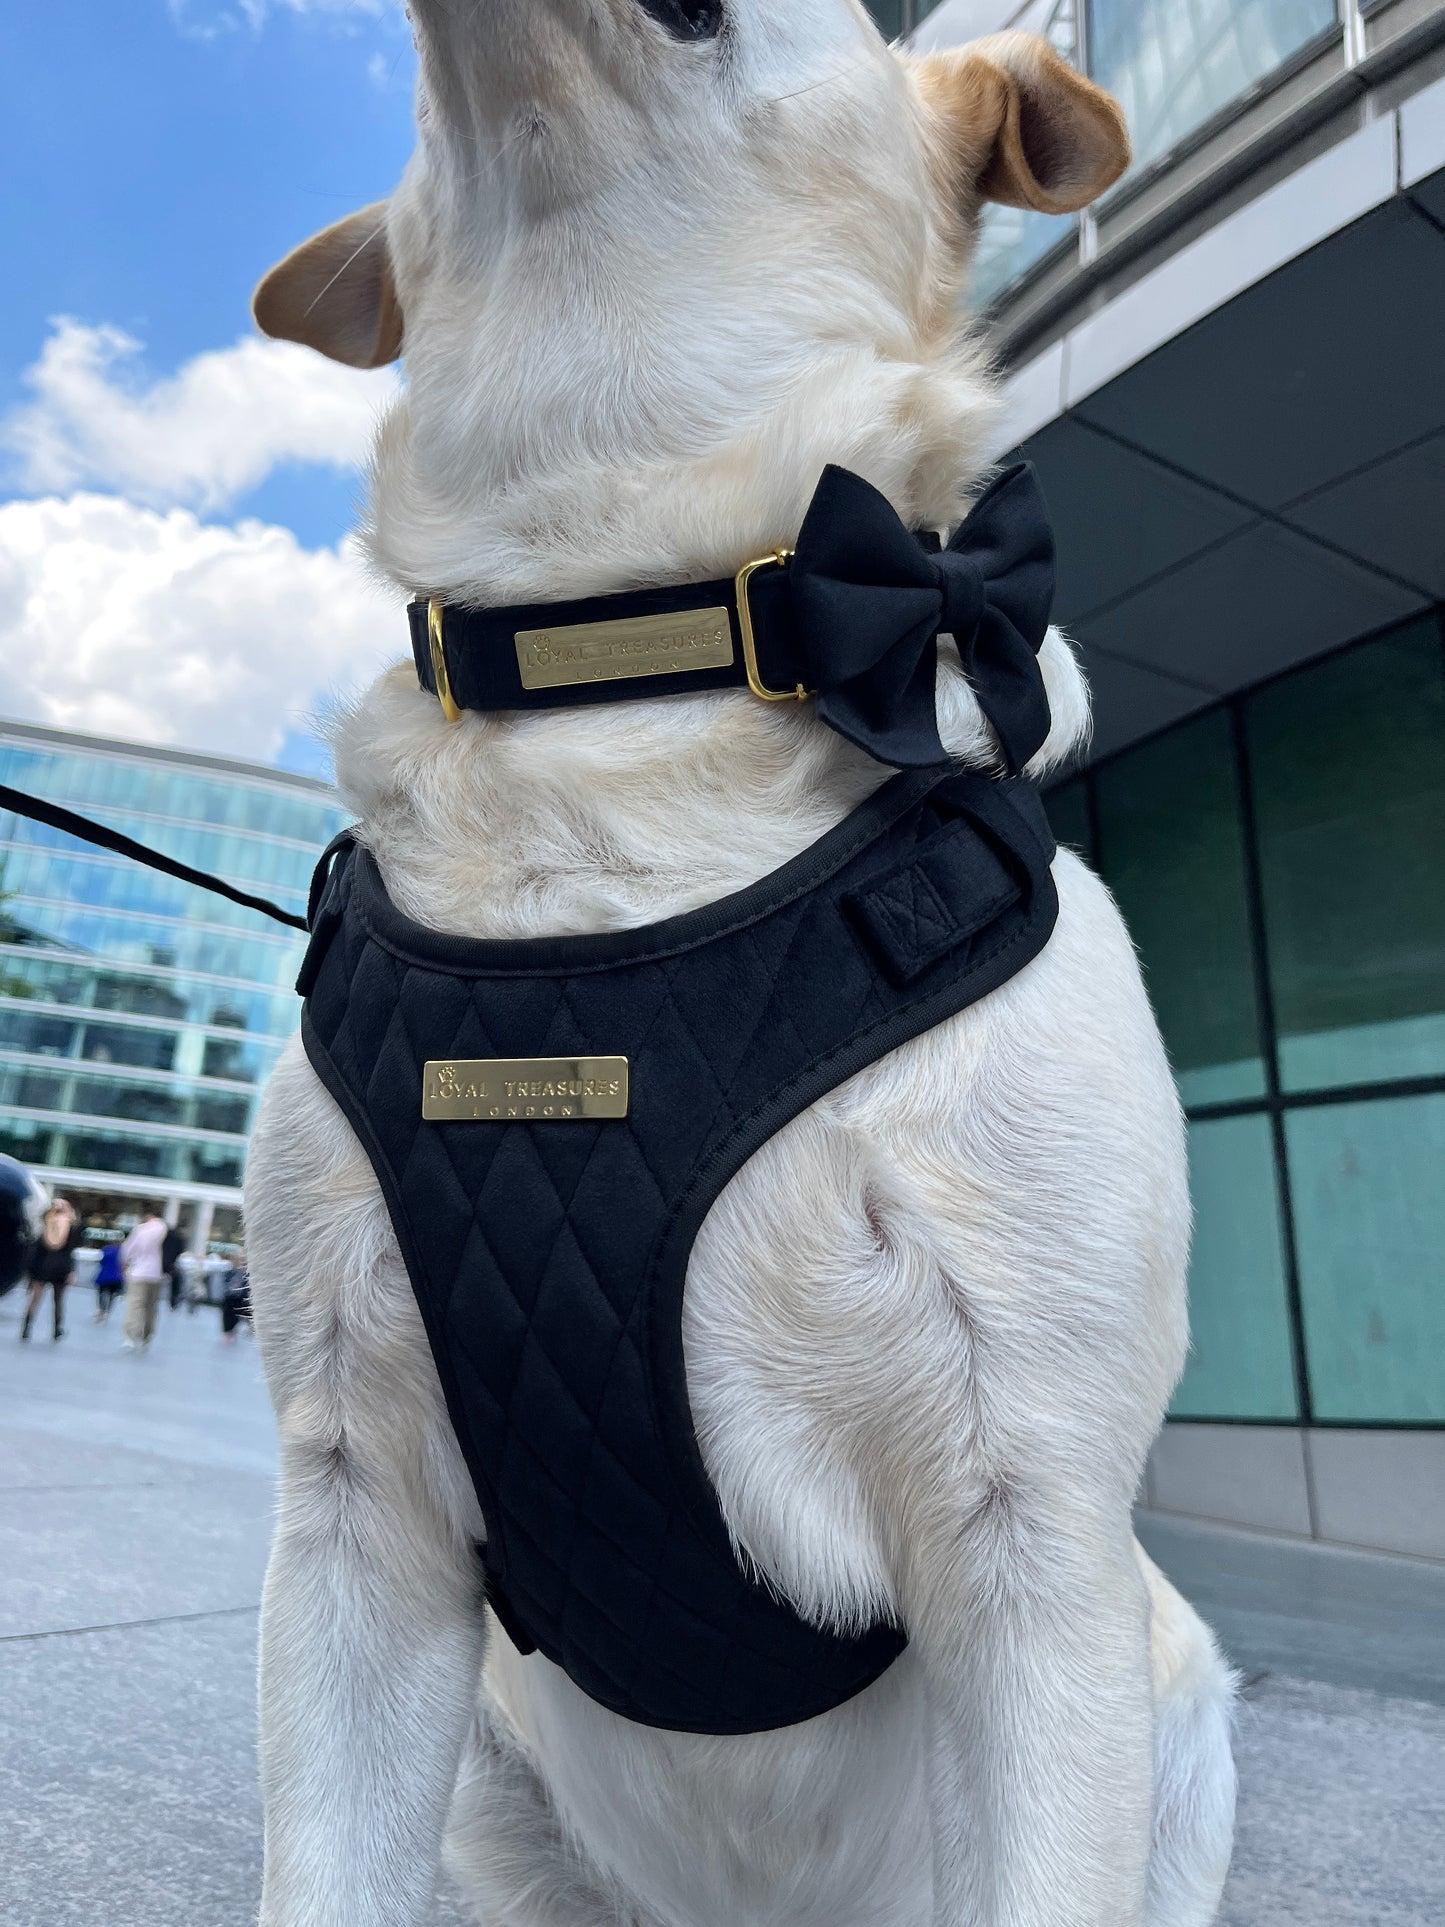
[301,766,1057,1737]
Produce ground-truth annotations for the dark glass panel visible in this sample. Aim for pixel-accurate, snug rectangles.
[1247,621,1445,1092]
[1095,710,1266,1107]
[1171,1115,1299,1418]
[195,1091,252,1135]
[90,1080,184,1126]
[190,1145,245,1189]
[0,1120,51,1163]
[60,1131,168,1179]
[92,971,189,1022]
[201,1034,269,1083]
[0,1010,78,1057]
[14,1070,67,1110]
[80,1024,179,1073]
[1287,1094,1445,1422]
[1043,778,1094,864]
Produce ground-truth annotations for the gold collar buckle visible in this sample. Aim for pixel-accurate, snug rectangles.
[427,598,463,724]
[734,550,809,703]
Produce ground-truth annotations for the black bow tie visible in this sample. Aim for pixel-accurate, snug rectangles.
[790,462,1056,772]
[411,461,1056,773]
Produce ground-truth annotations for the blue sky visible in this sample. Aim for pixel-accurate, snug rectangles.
[0,2,421,775]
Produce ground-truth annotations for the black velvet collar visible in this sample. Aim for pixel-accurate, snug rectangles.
[411,461,1057,773]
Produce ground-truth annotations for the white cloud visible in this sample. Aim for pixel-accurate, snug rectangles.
[169,0,393,36]
[0,493,405,765]
[368,47,407,89]
[3,320,399,515]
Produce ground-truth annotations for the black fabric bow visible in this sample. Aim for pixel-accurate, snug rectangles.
[789,462,1056,772]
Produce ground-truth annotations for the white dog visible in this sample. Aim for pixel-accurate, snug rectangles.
[244,5,1237,1924]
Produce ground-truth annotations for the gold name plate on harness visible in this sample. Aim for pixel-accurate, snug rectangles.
[515,608,734,690]
[422,1057,630,1122]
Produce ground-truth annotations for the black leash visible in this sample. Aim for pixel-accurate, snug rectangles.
[0,783,310,932]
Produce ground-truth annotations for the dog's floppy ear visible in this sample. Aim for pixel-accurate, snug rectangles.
[252,202,403,368]
[913,32,1130,217]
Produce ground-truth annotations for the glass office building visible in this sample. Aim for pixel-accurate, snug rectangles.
[0,720,345,1244]
[1045,618,1445,1428]
[908,0,1445,1554]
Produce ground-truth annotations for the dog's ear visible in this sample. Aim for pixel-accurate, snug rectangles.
[252,203,403,368]
[912,33,1130,217]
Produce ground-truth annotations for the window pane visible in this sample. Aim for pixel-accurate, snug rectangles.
[970,206,1078,308]
[1288,1095,1445,1423]
[864,0,904,36]
[1172,1114,1299,1419]
[1248,622,1445,1092]
[1043,777,1093,864]
[1095,710,1266,1107]
[1090,0,1339,175]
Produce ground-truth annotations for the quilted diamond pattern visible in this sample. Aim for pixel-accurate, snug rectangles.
[299,767,1056,1734]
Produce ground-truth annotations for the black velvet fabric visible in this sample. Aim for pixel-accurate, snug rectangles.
[299,767,1058,1734]
[411,461,1056,774]
[791,463,1056,773]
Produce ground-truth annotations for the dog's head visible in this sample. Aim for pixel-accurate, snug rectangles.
[255,3,1126,614]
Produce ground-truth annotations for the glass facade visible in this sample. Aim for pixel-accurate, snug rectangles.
[1047,615,1445,1426]
[865,0,946,39]
[965,0,1344,303]
[0,723,345,1213]
[971,1,1084,306]
[1089,0,1338,174]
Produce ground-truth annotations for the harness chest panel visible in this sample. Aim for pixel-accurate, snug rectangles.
[299,767,1057,1735]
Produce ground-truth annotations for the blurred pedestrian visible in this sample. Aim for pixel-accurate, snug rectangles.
[220,1248,251,1345]
[120,1205,168,1351]
[20,1198,81,1342]
[93,1239,124,1322]
[162,1221,186,1310]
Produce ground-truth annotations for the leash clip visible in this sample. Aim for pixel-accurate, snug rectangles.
[734,549,809,704]
[428,598,463,723]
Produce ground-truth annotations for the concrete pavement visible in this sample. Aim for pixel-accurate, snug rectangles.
[0,1290,472,1926]
[2,1286,1442,1925]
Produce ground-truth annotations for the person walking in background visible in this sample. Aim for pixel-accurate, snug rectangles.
[93,1239,124,1322]
[20,1198,81,1342]
[120,1206,167,1352]
[220,1248,251,1345]
[162,1221,186,1310]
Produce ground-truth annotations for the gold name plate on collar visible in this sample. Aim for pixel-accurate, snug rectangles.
[515,607,733,691]
[423,1057,630,1122]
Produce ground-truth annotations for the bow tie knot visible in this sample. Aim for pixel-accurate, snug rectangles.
[787,462,1057,772]
[934,548,986,651]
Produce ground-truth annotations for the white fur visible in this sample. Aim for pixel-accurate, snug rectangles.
[244,5,1235,1923]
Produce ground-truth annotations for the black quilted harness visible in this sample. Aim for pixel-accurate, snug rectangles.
[297,765,1058,1733]
[0,457,1066,1732]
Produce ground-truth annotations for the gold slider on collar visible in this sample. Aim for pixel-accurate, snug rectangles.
[428,598,462,723]
[734,549,809,703]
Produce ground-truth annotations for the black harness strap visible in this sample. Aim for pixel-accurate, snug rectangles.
[298,765,1059,1734]
[0,782,310,932]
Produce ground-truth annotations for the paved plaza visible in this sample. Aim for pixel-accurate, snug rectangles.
[2,1288,1442,1926]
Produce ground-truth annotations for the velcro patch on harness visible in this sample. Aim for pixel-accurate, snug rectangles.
[845,817,1021,986]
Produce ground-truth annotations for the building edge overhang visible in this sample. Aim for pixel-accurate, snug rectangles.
[968,0,1445,375]
[0,714,337,797]
[988,65,1445,454]
[27,1161,244,1211]
[966,53,1445,766]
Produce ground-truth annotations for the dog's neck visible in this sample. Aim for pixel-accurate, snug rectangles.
[334,355,1081,944]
